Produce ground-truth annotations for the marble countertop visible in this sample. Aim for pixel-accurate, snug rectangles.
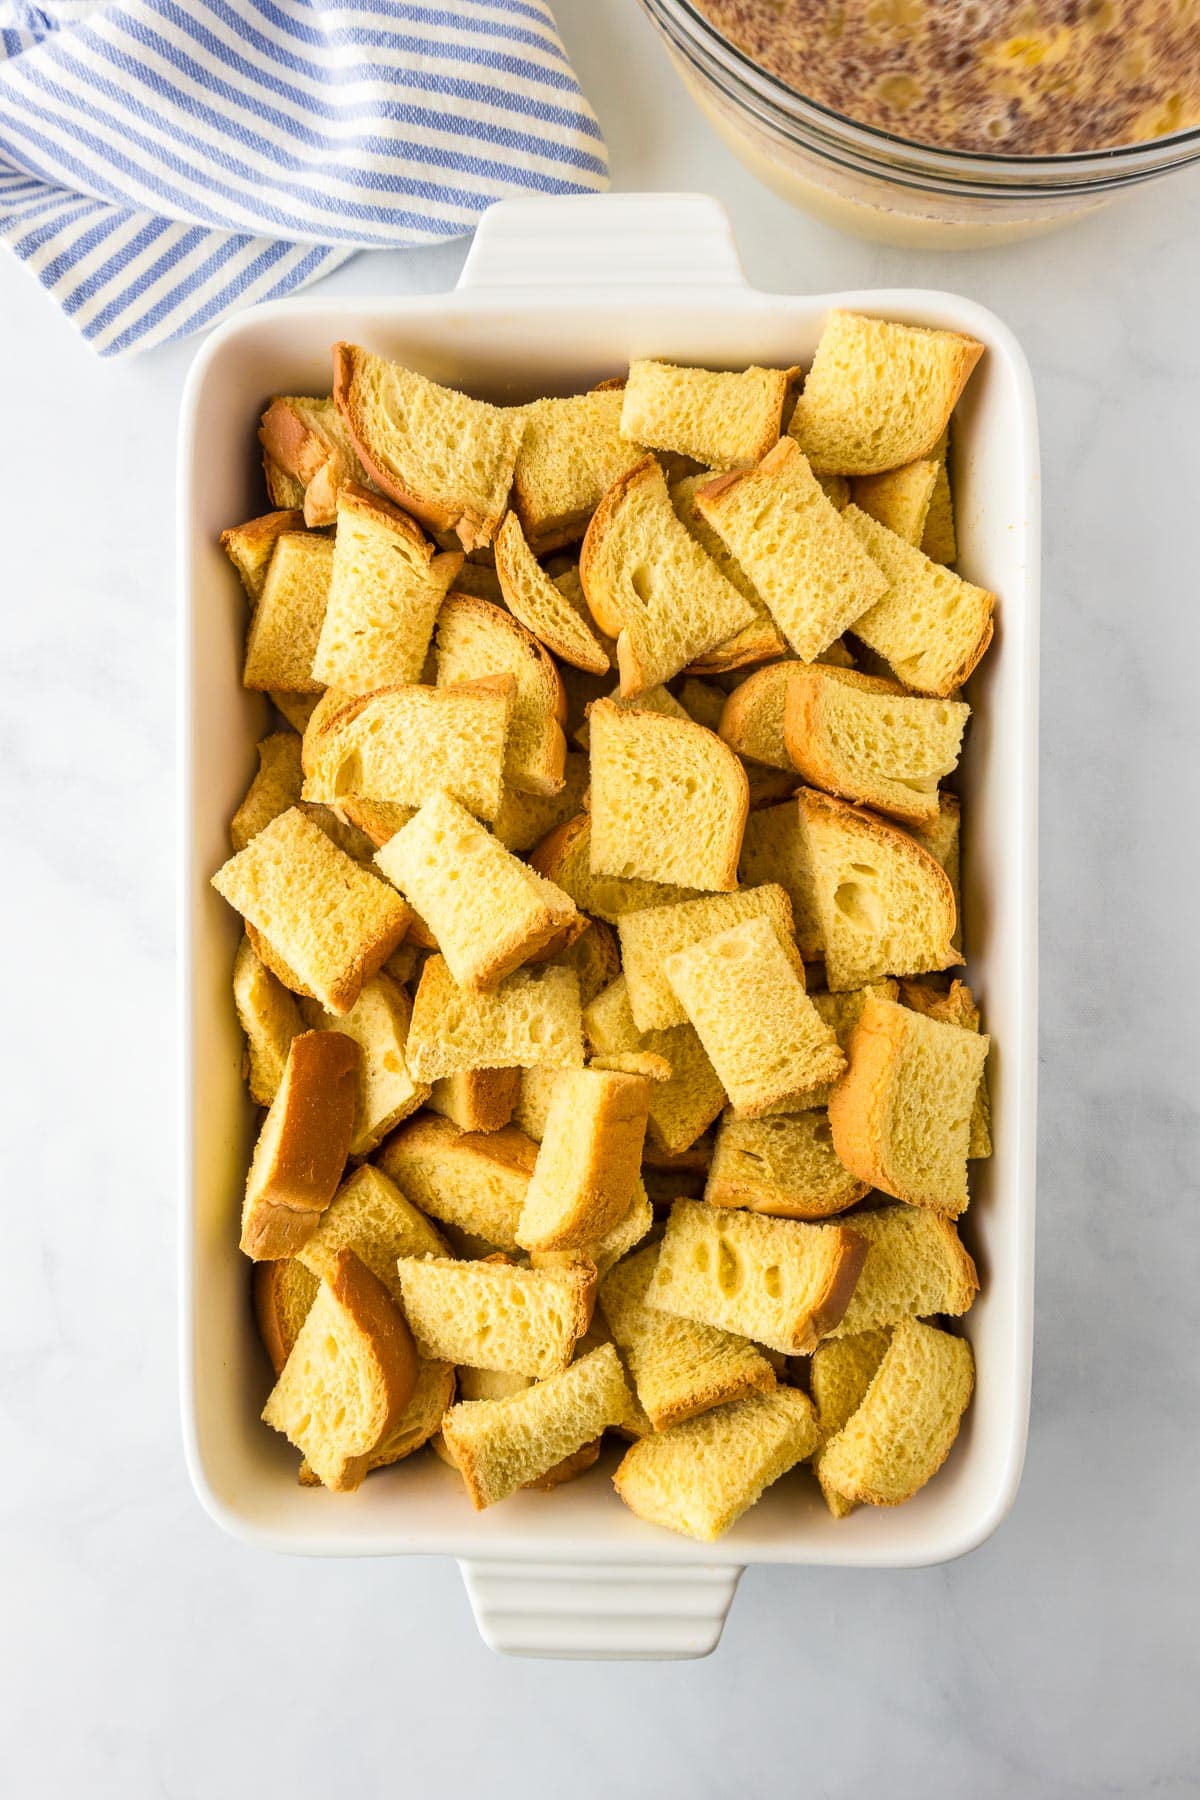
[3,2,1198,1793]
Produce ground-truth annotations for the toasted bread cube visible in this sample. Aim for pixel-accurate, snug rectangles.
[809,1327,893,1516]
[738,798,824,960]
[240,1031,359,1260]
[230,732,304,852]
[717,662,798,770]
[784,665,970,827]
[491,751,590,854]
[788,311,983,476]
[910,792,962,954]
[778,981,900,1112]
[261,1248,418,1491]
[297,1163,446,1300]
[600,1243,776,1431]
[530,811,703,922]
[376,791,581,991]
[530,1178,655,1280]
[427,1068,521,1134]
[300,972,428,1156]
[301,678,513,822]
[242,532,334,692]
[494,511,610,674]
[579,458,757,694]
[696,439,888,663]
[312,485,462,693]
[818,1316,974,1507]
[232,934,303,1105]
[220,509,306,603]
[550,917,622,1009]
[258,394,372,528]
[252,1258,319,1375]
[263,454,307,511]
[436,595,567,797]
[704,1109,868,1219]
[509,388,647,555]
[899,978,991,1157]
[850,458,939,545]
[516,1067,651,1253]
[827,1204,978,1340]
[332,344,522,551]
[646,1199,866,1356]
[613,1386,820,1541]
[920,434,958,564]
[843,507,994,696]
[211,807,412,1015]
[396,1254,596,1378]
[405,956,583,1084]
[796,788,958,990]
[620,360,789,471]
[619,884,803,1033]
[442,1342,631,1508]
[583,974,726,1157]
[377,1114,535,1250]
[829,996,989,1215]
[588,699,749,893]
[669,474,788,674]
[307,1356,455,1484]
[664,917,844,1117]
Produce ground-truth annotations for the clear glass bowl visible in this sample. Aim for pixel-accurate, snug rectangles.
[639,0,1200,247]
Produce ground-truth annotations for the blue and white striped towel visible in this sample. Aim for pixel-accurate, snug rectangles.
[0,1,608,356]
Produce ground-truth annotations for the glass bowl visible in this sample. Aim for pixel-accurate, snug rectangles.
[639,0,1200,247]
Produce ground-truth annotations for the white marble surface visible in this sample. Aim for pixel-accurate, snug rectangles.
[3,2,1199,1793]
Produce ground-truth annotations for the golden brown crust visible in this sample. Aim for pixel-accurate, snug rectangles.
[244,922,317,998]
[520,1435,602,1490]
[240,1031,361,1260]
[494,512,610,675]
[428,1067,521,1133]
[319,1248,420,1490]
[252,1259,316,1375]
[800,1228,869,1349]
[578,456,660,641]
[784,665,943,828]
[333,343,458,538]
[219,510,306,602]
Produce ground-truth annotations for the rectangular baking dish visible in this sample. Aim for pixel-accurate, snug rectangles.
[178,192,1039,1659]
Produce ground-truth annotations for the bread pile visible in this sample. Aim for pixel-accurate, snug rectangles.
[212,311,993,1540]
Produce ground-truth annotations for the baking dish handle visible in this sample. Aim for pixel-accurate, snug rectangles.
[457,192,748,294]
[459,1556,743,1660]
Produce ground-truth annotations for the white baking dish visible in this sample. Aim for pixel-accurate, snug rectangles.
[178,192,1039,1660]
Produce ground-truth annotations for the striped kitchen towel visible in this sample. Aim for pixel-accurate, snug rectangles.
[0,1,608,357]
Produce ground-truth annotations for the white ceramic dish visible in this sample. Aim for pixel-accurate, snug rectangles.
[178,192,1039,1660]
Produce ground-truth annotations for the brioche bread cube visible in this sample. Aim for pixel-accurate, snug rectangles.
[232,934,303,1105]
[677,677,728,732]
[220,509,306,603]
[252,1258,319,1375]
[301,677,513,822]
[212,808,413,1015]
[588,699,749,893]
[829,996,989,1214]
[270,690,324,734]
[511,1066,564,1145]
[396,1254,596,1378]
[375,791,581,991]
[230,733,304,852]
[844,507,994,696]
[647,1199,866,1356]
[899,978,991,1157]
[613,1386,820,1541]
[239,1030,359,1260]
[550,917,621,1009]
[704,1109,869,1219]
[695,438,889,663]
[780,979,900,1111]
[850,458,939,545]
[258,394,372,528]
[669,474,788,674]
[300,972,428,1155]
[920,444,958,566]
[406,956,583,1083]
[376,1113,536,1250]
[427,1067,521,1134]
[494,511,610,674]
[619,884,804,1032]
[442,1342,631,1508]
[571,679,689,752]
[261,1248,418,1491]
[509,388,647,555]
[434,1367,602,1492]
[787,311,983,476]
[491,751,589,854]
[530,1178,655,1280]
[664,917,844,1116]
[738,798,824,959]
[242,532,333,692]
[824,1203,979,1339]
[332,344,522,551]
[784,665,970,827]
[307,1356,455,1485]
[263,454,307,511]
[796,788,958,990]
[620,360,789,471]
[312,486,462,693]
[436,595,567,797]
[818,1316,974,1506]
[910,792,963,954]
[516,1067,651,1253]
[600,1243,777,1432]
[809,1327,893,1516]
[296,1163,447,1304]
[579,458,758,694]
[529,812,702,922]
[583,974,726,1156]
[718,661,798,770]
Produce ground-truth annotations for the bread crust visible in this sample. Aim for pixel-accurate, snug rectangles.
[320,1248,421,1490]
[219,509,307,602]
[494,512,610,675]
[784,664,947,828]
[801,1228,869,1349]
[436,594,567,796]
[578,456,657,641]
[240,1031,360,1259]
[252,1259,317,1375]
